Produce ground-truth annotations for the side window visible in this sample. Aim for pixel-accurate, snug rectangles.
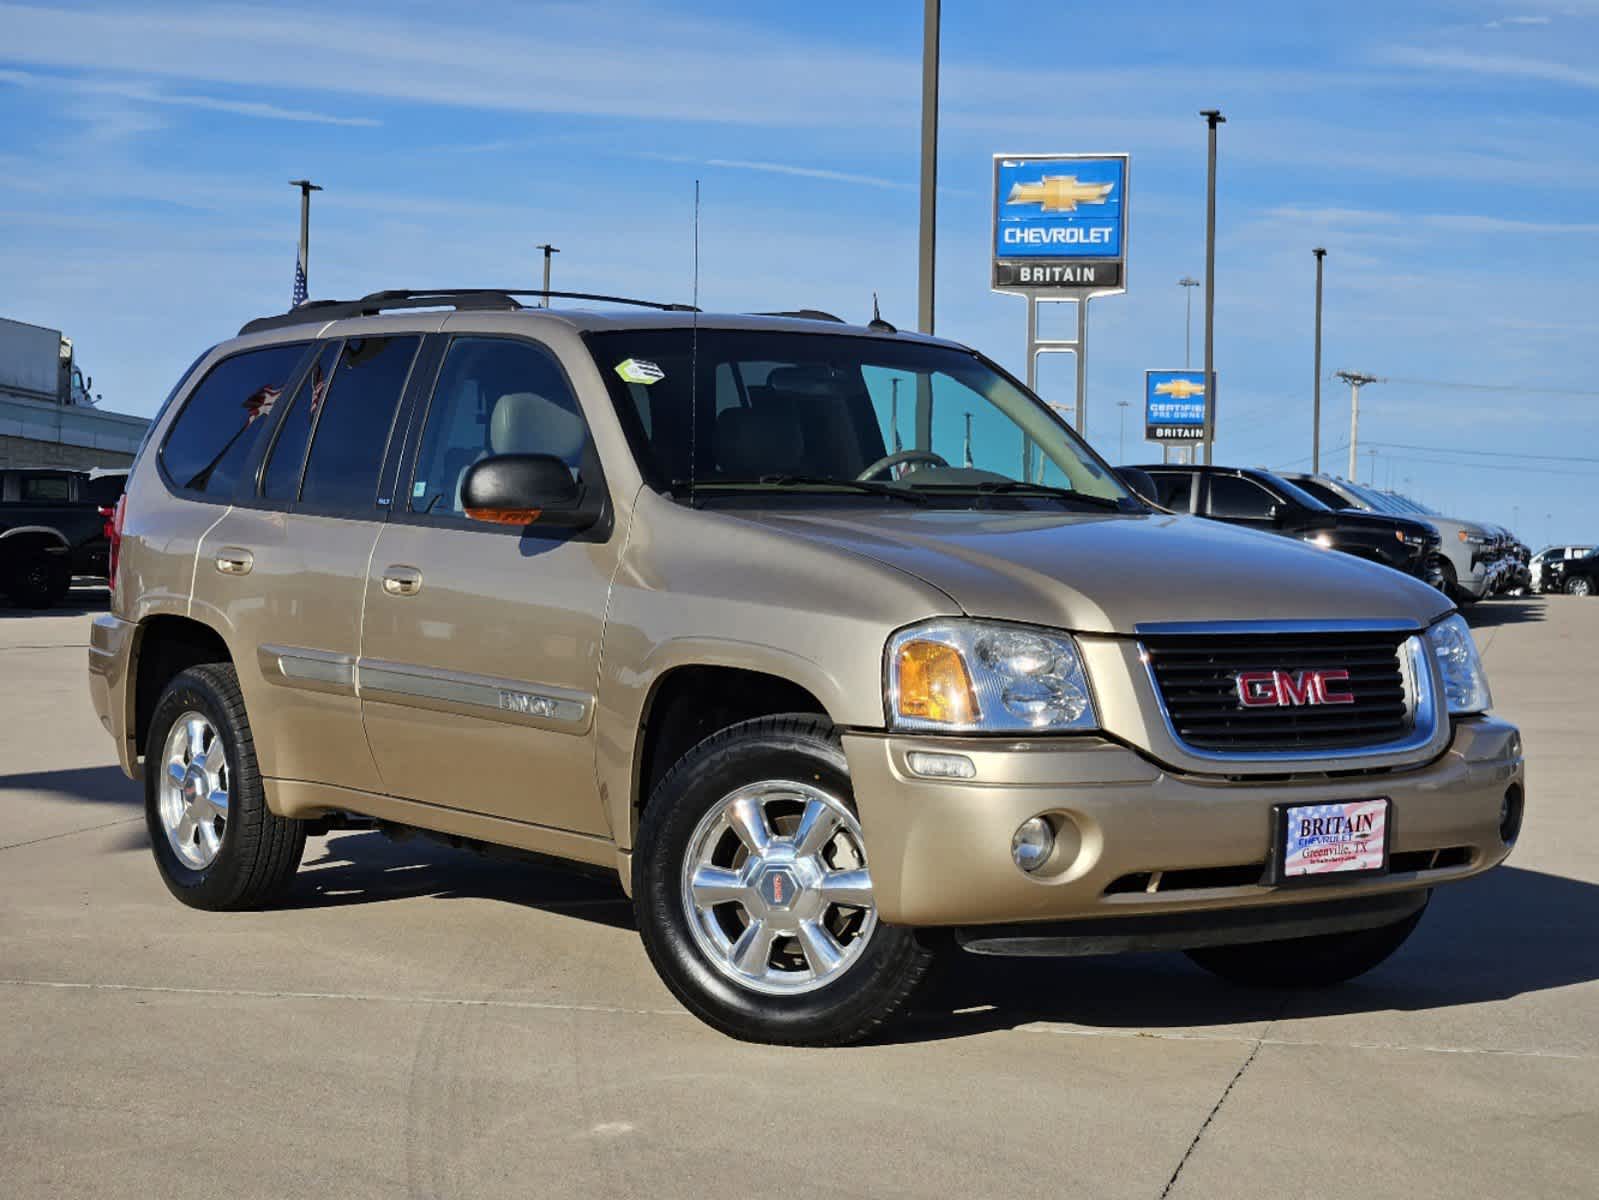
[297,335,420,514]
[1207,474,1277,520]
[260,342,340,502]
[1147,470,1193,511]
[158,343,309,496]
[20,473,74,502]
[409,338,589,517]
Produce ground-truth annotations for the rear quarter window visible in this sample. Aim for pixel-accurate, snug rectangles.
[159,342,310,497]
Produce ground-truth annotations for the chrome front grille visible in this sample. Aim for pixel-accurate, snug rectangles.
[1140,628,1416,754]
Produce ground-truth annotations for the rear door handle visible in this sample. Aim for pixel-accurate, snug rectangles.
[214,547,254,576]
[381,565,423,597]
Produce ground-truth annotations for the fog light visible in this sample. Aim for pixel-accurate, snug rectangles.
[1012,816,1055,873]
[1500,783,1524,844]
[905,751,977,780]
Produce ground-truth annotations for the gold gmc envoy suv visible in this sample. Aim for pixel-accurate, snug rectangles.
[88,289,1524,1045]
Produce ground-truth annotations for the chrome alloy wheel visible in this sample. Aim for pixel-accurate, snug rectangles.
[158,712,230,870]
[680,780,877,996]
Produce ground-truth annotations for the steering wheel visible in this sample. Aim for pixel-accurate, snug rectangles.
[856,449,949,481]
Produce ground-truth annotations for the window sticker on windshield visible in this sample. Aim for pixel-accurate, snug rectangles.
[615,358,665,386]
[412,480,427,499]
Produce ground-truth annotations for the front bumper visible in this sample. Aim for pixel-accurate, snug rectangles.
[87,613,140,779]
[843,716,1521,927]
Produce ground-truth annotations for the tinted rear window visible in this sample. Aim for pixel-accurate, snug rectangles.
[160,343,309,495]
[297,335,420,514]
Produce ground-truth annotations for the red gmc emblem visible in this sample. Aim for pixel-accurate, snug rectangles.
[771,874,784,904]
[1235,668,1356,708]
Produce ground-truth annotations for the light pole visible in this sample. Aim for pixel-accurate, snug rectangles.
[1312,247,1326,473]
[536,243,560,306]
[916,0,939,336]
[1178,276,1200,368]
[1335,369,1380,479]
[1200,109,1224,466]
[288,179,322,306]
[1117,399,1130,463]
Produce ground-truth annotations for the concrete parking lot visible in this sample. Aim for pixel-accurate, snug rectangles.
[1,592,1594,1199]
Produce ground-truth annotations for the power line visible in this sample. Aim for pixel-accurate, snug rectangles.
[1380,377,1599,398]
[1365,440,1599,465]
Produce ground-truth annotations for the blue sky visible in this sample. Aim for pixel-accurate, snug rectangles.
[2,0,1596,544]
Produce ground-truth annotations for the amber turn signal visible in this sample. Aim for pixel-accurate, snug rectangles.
[896,640,978,725]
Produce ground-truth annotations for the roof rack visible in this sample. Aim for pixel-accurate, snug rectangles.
[754,309,845,323]
[238,288,698,336]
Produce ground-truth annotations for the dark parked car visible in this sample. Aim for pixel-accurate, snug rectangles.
[0,467,126,607]
[1132,464,1440,580]
[1552,549,1599,596]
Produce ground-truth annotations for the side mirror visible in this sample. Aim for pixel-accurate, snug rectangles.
[460,453,600,530]
[1114,466,1159,507]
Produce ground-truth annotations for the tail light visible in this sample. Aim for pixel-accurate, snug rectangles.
[101,495,126,594]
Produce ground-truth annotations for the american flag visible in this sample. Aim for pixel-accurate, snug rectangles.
[292,253,308,307]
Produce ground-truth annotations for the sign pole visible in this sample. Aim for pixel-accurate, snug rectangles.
[917,0,940,335]
[1200,110,1224,465]
[1075,297,1088,435]
[1312,247,1326,473]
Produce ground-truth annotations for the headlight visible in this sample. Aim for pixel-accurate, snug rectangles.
[1426,613,1492,715]
[886,620,1097,733]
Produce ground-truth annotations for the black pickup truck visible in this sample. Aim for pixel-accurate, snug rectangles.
[0,467,126,607]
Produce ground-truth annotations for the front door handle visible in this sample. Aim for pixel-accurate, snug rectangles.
[214,547,254,576]
[381,565,423,597]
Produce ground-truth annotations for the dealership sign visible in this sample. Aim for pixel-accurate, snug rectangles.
[1145,369,1210,442]
[992,154,1128,294]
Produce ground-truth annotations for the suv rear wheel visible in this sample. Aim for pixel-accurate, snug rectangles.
[1185,899,1427,988]
[634,715,932,1045]
[145,663,306,910]
[1566,576,1592,597]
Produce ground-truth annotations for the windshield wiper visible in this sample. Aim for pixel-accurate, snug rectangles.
[673,475,929,504]
[909,480,1129,510]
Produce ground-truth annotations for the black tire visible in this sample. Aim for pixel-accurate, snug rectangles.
[1566,577,1592,597]
[634,715,933,1046]
[1438,559,1478,606]
[145,663,305,910]
[1185,898,1427,988]
[4,549,70,608]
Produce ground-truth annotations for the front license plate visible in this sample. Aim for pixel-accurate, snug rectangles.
[1275,799,1390,881]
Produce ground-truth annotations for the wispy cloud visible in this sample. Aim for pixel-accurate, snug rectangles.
[640,152,909,191]
[1482,14,1553,30]
[0,67,380,126]
[1378,46,1599,89]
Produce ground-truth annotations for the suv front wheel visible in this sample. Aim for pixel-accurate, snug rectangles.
[634,716,932,1045]
[145,663,306,910]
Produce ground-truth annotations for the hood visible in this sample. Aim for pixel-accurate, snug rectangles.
[733,507,1453,636]
[1331,510,1434,538]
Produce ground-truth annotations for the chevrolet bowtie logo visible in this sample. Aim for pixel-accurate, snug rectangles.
[1154,378,1206,399]
[1006,175,1115,212]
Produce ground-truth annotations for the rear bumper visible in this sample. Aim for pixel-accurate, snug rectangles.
[843,716,1521,928]
[87,613,140,780]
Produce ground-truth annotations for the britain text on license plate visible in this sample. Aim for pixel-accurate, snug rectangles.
[1279,799,1389,880]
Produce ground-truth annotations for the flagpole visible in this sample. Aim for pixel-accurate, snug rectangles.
[288,179,322,306]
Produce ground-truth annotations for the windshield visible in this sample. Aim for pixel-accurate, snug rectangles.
[586,329,1132,508]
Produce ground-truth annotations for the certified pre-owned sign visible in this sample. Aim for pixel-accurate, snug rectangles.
[1145,369,1210,443]
[992,154,1128,295]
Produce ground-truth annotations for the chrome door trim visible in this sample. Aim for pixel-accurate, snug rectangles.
[357,657,592,734]
[258,644,357,697]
